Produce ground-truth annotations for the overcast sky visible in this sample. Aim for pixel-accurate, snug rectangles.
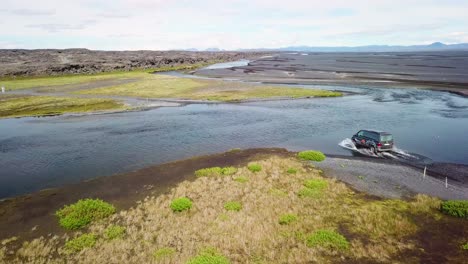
[1,0,467,50]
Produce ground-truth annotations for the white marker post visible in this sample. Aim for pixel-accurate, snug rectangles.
[1,86,4,94]
[445,177,448,189]
[423,166,426,180]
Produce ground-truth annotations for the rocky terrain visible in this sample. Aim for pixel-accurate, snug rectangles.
[0,49,268,77]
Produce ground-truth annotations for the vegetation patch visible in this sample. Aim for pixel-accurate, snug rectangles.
[224,201,242,211]
[268,188,288,197]
[0,96,125,119]
[64,234,97,253]
[305,230,349,251]
[153,247,176,261]
[170,197,193,212]
[234,176,249,183]
[279,214,298,225]
[195,166,237,177]
[247,163,262,172]
[297,150,326,162]
[462,242,468,250]
[187,248,230,264]
[55,198,116,230]
[303,179,328,190]
[104,225,126,240]
[298,187,323,198]
[286,168,297,174]
[440,200,468,218]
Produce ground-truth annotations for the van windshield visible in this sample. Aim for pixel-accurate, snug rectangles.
[380,135,393,141]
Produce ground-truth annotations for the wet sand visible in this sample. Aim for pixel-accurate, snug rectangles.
[195,52,468,96]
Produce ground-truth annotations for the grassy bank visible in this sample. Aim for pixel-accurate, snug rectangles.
[1,154,466,263]
[0,96,126,118]
[75,74,341,102]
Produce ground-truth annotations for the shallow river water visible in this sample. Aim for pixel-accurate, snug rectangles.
[1,78,467,198]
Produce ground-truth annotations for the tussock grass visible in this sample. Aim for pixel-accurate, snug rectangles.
[440,200,468,218]
[233,176,249,183]
[298,150,326,161]
[306,230,350,250]
[247,163,262,172]
[224,201,242,211]
[187,248,230,264]
[0,96,125,119]
[3,156,463,263]
[286,168,297,174]
[170,197,192,212]
[195,167,237,177]
[153,247,176,261]
[64,234,97,253]
[279,214,298,225]
[104,225,126,240]
[55,199,116,230]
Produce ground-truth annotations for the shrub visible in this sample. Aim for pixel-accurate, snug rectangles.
[153,247,176,260]
[224,201,242,211]
[64,234,97,253]
[298,188,322,198]
[286,168,297,174]
[306,230,349,250]
[279,214,298,225]
[234,176,248,183]
[440,200,468,218]
[297,150,326,162]
[170,197,193,212]
[55,199,116,230]
[187,248,230,264]
[195,167,237,177]
[303,179,328,190]
[248,163,262,172]
[104,225,126,240]
[462,242,468,250]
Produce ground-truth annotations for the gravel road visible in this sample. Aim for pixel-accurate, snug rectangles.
[317,157,468,200]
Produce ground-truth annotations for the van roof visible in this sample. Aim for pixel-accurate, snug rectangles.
[361,129,391,135]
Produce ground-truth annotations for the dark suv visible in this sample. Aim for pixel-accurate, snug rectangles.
[351,130,394,153]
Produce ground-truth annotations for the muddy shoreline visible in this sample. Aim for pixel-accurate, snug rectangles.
[1,148,466,242]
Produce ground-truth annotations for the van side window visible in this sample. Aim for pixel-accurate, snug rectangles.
[357,131,364,136]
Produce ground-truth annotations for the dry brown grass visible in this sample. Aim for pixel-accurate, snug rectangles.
[0,156,451,264]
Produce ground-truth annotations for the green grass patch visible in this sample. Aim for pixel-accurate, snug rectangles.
[247,163,262,172]
[297,150,326,162]
[0,96,126,119]
[170,197,193,212]
[104,225,126,240]
[233,176,249,183]
[303,179,328,190]
[306,230,349,251]
[440,200,468,218]
[64,234,97,253]
[462,242,468,250]
[298,188,323,198]
[224,201,242,211]
[153,247,176,260]
[187,248,230,264]
[55,199,116,230]
[279,214,298,225]
[195,166,237,177]
[286,168,297,174]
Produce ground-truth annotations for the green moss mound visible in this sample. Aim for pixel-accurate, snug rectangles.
[234,176,249,183]
[55,199,116,230]
[306,230,349,250]
[224,201,242,211]
[287,168,297,174]
[247,163,262,172]
[303,179,328,190]
[104,225,126,240]
[440,200,468,218]
[187,248,230,264]
[279,214,298,225]
[170,197,193,212]
[65,234,97,253]
[195,167,237,177]
[297,150,326,162]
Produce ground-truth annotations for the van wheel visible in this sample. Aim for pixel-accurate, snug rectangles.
[370,146,376,154]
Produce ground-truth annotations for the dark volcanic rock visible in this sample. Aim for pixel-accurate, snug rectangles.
[0,49,269,77]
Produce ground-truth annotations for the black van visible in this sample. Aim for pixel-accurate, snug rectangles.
[351,130,394,153]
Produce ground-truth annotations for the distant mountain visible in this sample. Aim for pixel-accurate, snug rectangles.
[238,42,468,52]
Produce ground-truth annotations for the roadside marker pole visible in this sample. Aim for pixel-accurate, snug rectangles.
[423,166,426,180]
[445,177,448,189]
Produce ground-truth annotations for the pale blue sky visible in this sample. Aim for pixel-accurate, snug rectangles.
[1,0,467,50]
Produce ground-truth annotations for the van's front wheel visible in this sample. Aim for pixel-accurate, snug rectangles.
[370,146,376,154]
